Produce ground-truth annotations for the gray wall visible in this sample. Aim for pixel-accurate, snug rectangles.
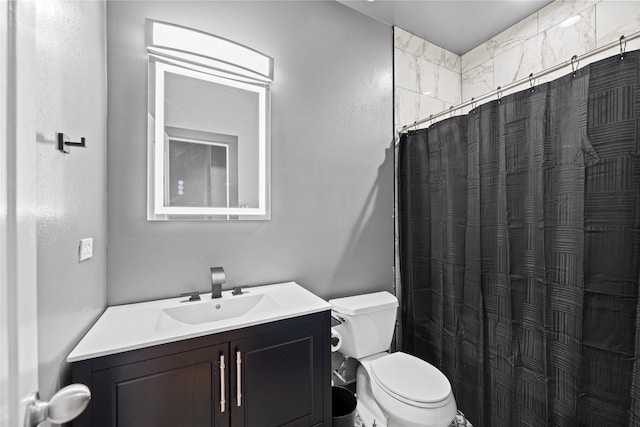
[35,1,107,402]
[107,1,394,304]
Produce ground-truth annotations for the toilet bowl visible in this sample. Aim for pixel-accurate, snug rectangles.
[357,352,456,427]
[330,292,456,427]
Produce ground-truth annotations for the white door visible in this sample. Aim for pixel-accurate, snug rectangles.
[0,1,40,426]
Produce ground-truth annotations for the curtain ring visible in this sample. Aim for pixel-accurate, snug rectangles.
[470,97,477,114]
[529,73,535,92]
[620,35,626,60]
[571,55,579,76]
[429,114,434,126]
[496,86,503,104]
[449,106,455,118]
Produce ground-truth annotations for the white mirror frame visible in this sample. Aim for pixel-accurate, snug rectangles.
[146,20,272,220]
[148,61,270,219]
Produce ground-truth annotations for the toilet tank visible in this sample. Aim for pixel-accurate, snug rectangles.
[329,292,399,359]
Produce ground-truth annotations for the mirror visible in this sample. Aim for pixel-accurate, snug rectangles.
[146,20,272,220]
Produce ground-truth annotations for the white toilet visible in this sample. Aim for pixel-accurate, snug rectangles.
[330,291,456,427]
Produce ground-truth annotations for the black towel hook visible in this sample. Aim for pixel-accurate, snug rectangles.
[57,133,86,154]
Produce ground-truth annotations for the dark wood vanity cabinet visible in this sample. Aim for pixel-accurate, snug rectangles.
[70,311,331,427]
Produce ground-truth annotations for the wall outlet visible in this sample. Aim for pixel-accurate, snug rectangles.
[79,238,93,261]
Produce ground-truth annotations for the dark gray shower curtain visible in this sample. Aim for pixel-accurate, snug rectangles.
[398,50,640,427]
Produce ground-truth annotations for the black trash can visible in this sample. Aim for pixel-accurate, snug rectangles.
[332,386,357,427]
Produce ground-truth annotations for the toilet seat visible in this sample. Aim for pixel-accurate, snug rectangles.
[369,352,452,409]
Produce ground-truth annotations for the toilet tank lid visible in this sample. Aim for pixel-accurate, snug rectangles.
[329,291,398,315]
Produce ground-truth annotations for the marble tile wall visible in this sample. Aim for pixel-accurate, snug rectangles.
[461,0,640,103]
[394,0,640,130]
[394,26,462,133]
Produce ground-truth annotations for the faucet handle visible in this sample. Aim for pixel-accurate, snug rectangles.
[232,286,247,296]
[180,292,201,302]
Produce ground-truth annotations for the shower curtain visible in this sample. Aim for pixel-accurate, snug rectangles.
[398,51,640,427]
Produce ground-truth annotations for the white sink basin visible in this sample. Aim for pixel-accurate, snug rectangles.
[67,281,331,362]
[162,293,278,325]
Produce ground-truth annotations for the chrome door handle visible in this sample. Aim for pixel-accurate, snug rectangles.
[220,354,226,413]
[24,384,91,427]
[236,351,242,407]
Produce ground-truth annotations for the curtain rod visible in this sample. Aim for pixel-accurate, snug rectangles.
[400,30,640,133]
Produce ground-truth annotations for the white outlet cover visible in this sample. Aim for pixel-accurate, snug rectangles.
[79,238,93,261]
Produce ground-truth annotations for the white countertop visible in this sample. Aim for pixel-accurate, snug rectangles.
[67,281,331,362]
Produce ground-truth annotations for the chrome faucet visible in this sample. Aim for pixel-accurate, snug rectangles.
[210,267,225,298]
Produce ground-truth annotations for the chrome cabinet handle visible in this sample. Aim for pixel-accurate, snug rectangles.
[236,351,242,407]
[220,354,226,413]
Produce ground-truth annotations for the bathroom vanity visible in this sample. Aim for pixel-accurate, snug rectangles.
[67,282,332,427]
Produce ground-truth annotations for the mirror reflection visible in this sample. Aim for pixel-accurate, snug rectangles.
[146,21,272,220]
[166,128,238,209]
[163,68,258,209]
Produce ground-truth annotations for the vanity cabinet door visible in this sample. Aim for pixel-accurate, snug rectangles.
[89,344,228,427]
[229,315,329,427]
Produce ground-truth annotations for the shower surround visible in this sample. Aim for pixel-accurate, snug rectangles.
[393,0,640,425]
[399,49,640,426]
[393,0,640,354]
[394,0,640,134]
